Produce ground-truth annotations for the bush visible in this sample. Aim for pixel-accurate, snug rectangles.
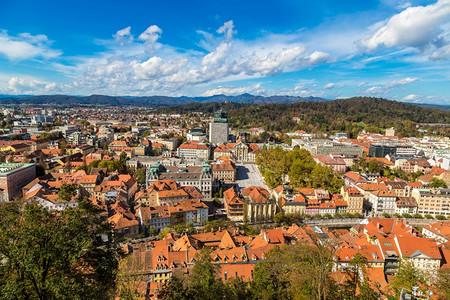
[323,213,333,219]
[424,214,434,219]
[343,212,353,218]
[334,212,343,219]
[393,213,401,218]
[352,213,362,218]
[402,213,412,219]
[382,213,391,218]
[435,215,446,220]
[412,213,422,219]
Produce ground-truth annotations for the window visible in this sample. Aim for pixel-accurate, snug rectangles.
[224,271,227,280]
[251,270,254,280]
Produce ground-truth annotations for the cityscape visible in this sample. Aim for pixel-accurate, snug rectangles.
[1,1,450,300]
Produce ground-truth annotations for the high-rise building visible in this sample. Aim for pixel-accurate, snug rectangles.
[209,110,229,146]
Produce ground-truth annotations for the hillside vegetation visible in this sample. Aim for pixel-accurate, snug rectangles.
[159,97,450,137]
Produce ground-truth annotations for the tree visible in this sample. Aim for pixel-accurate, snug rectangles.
[251,239,338,300]
[0,199,120,299]
[58,183,79,202]
[429,178,448,188]
[158,248,229,300]
[115,255,145,300]
[435,267,450,300]
[132,168,146,184]
[339,253,381,300]
[389,261,427,298]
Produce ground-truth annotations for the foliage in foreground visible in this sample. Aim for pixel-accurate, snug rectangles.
[0,199,121,300]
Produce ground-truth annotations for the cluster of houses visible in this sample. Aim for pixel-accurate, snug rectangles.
[123,218,450,298]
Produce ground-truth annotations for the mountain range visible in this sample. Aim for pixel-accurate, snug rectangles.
[0,94,329,106]
[0,94,448,111]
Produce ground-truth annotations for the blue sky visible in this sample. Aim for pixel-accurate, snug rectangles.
[0,0,450,104]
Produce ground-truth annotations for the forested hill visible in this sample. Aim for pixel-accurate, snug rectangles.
[159,97,450,137]
[0,94,326,106]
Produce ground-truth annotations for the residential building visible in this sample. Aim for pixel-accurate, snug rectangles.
[368,190,397,215]
[341,186,364,214]
[0,163,36,202]
[147,163,213,198]
[395,197,418,215]
[223,188,245,221]
[411,188,450,217]
[177,142,210,162]
[422,221,450,244]
[212,159,236,182]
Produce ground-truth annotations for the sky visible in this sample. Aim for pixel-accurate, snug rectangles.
[0,0,450,104]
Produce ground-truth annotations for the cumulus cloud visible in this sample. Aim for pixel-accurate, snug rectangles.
[4,77,59,94]
[0,30,61,61]
[113,26,134,45]
[0,20,335,96]
[361,0,450,55]
[138,25,162,43]
[324,82,335,89]
[201,83,263,97]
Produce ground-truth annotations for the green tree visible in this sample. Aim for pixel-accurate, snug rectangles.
[389,261,427,298]
[339,253,381,300]
[158,248,229,300]
[0,199,120,300]
[429,178,447,188]
[251,240,338,300]
[58,183,79,202]
[435,267,450,300]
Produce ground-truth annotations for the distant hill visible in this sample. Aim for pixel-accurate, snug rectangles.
[224,97,450,135]
[0,94,328,106]
[414,103,450,112]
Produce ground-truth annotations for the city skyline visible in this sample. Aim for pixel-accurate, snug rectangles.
[0,0,450,104]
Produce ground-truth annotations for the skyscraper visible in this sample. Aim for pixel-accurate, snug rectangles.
[209,110,229,146]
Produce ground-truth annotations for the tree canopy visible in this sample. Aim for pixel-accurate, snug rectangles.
[256,147,343,192]
[0,199,121,300]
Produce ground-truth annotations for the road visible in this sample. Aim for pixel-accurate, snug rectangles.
[236,163,268,191]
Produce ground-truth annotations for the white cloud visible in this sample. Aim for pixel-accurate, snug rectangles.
[4,77,60,94]
[308,51,330,64]
[430,44,450,60]
[364,86,384,94]
[0,30,61,61]
[362,77,419,96]
[396,2,412,10]
[361,0,450,55]
[113,26,134,45]
[324,82,335,89]
[217,20,237,40]
[201,83,262,97]
[138,25,162,43]
[402,94,418,101]
[0,21,341,96]
[385,77,418,87]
